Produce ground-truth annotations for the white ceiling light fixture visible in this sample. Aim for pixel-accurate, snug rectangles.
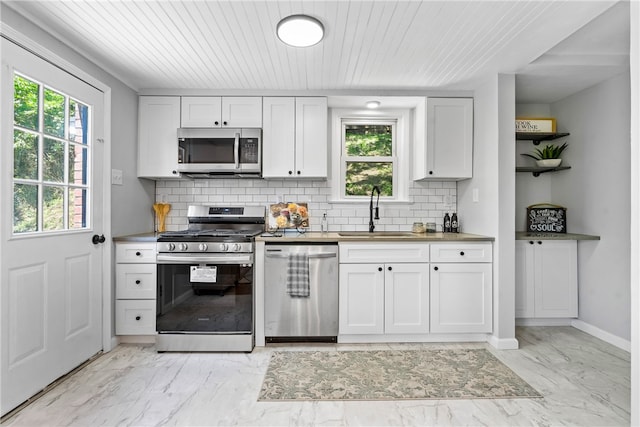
[366,101,381,109]
[277,14,324,47]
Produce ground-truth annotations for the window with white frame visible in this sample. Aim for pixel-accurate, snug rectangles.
[331,108,410,202]
[12,73,91,234]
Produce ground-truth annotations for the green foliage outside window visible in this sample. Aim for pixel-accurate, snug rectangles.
[344,123,394,196]
[13,74,88,233]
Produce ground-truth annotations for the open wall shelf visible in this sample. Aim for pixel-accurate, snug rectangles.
[516,132,570,145]
[516,165,571,177]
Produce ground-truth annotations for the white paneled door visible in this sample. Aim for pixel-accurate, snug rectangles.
[1,39,105,415]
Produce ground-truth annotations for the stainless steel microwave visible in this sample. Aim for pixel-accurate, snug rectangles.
[177,128,261,176]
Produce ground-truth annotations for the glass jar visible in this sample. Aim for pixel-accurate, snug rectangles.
[412,222,425,233]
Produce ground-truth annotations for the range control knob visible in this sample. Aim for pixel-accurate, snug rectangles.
[219,243,229,252]
[198,243,208,252]
[232,243,242,252]
[178,243,189,251]
[167,243,176,251]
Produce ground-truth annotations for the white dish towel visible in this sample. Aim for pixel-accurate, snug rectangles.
[286,253,310,297]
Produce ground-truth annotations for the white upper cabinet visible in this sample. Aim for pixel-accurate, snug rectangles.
[181,96,262,128]
[414,97,473,181]
[262,97,296,177]
[138,96,181,179]
[262,97,327,178]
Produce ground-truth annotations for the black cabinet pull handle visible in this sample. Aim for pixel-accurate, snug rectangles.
[297,171,301,175]
[172,170,177,175]
[223,121,228,126]
[434,266,439,271]
[214,121,219,126]
[378,267,383,272]
[529,241,534,245]
[388,266,392,271]
[288,171,293,175]
[135,316,141,321]
[429,171,433,175]
[135,280,141,285]
[460,251,465,256]
[537,241,542,245]
[135,251,141,256]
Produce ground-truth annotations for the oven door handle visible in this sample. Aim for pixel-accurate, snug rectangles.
[234,132,240,169]
[157,254,253,264]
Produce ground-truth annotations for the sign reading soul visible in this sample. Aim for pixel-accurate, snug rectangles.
[527,204,566,233]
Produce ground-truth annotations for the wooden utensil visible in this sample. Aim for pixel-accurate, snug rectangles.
[153,203,171,232]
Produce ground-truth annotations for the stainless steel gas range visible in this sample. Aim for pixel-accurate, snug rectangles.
[155,205,265,352]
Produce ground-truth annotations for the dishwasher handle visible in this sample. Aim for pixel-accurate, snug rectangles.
[265,251,337,259]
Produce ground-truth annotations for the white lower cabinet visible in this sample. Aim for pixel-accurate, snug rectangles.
[515,240,577,318]
[339,264,385,334]
[115,242,157,335]
[384,263,430,334]
[339,243,430,335]
[429,263,492,333]
[429,243,493,333]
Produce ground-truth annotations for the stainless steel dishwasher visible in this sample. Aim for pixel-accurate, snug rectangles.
[264,244,338,341]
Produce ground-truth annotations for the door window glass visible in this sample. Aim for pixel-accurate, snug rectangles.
[12,74,91,234]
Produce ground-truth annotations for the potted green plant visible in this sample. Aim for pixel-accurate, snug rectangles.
[521,142,568,167]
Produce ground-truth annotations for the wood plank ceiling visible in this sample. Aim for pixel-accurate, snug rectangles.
[3,1,619,94]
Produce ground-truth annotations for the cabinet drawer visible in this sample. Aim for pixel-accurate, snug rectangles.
[116,264,156,299]
[340,243,429,264]
[116,243,156,263]
[430,243,492,263]
[116,300,156,335]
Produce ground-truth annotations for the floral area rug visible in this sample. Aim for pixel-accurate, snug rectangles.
[258,349,542,401]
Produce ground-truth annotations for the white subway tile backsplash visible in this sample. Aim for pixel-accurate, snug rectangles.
[155,179,457,232]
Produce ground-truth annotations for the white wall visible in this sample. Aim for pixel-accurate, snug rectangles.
[551,72,631,341]
[1,4,154,237]
[629,1,639,422]
[458,74,517,348]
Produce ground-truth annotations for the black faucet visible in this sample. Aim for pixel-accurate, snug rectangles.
[369,185,381,233]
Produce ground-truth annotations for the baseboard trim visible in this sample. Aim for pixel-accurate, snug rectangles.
[571,320,631,352]
[516,318,573,326]
[117,335,156,344]
[487,335,519,350]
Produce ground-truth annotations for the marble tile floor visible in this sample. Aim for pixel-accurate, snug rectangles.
[2,326,630,427]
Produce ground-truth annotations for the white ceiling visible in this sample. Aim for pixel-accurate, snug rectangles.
[3,1,630,103]
[516,0,630,103]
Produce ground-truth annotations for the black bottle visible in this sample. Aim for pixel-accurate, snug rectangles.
[451,212,459,233]
[443,212,451,233]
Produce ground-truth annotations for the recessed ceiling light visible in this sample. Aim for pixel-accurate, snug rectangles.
[366,101,381,109]
[276,15,324,47]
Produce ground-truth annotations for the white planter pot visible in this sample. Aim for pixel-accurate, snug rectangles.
[536,159,562,167]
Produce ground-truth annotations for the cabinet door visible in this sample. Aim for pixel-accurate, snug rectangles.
[181,96,222,127]
[340,243,430,264]
[116,264,156,299]
[415,98,473,180]
[295,97,327,178]
[138,96,181,178]
[339,264,384,334]
[115,243,157,263]
[222,97,262,128]
[430,263,492,333]
[515,241,535,318]
[534,240,578,318]
[384,263,429,334]
[115,300,156,335]
[262,97,296,178]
